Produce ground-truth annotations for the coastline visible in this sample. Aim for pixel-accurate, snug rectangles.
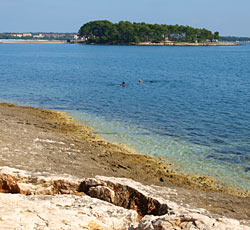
[0,102,247,196]
[0,102,250,224]
[0,39,238,46]
[0,39,65,44]
[74,40,238,46]
[135,41,238,46]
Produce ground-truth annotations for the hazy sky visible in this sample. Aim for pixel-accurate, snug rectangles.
[0,0,249,36]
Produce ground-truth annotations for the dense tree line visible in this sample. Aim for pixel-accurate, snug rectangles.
[78,20,220,44]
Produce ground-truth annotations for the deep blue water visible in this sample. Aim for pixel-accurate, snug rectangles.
[0,43,249,190]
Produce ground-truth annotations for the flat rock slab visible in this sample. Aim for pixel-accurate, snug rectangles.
[0,167,249,230]
[0,194,138,230]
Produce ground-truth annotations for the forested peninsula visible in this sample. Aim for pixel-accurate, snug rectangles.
[78,20,221,45]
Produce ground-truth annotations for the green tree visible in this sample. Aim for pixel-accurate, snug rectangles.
[78,20,218,45]
[214,32,220,40]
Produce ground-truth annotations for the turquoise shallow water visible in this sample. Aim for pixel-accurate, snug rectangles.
[0,43,249,190]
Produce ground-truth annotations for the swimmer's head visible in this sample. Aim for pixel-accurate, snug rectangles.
[139,80,143,83]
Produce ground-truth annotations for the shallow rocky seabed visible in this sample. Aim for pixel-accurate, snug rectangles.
[0,103,249,229]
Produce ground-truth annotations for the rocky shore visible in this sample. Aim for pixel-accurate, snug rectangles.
[136,41,238,46]
[75,40,238,46]
[0,102,249,229]
[0,39,237,46]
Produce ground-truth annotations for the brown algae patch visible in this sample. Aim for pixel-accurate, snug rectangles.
[43,107,249,197]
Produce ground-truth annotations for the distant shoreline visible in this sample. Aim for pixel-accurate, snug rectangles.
[74,40,239,46]
[0,39,65,44]
[136,41,238,46]
[0,39,239,46]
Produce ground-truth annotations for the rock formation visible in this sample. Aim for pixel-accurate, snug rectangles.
[79,178,170,218]
[0,167,249,230]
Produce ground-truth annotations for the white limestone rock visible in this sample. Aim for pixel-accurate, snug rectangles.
[0,194,138,230]
[0,167,249,230]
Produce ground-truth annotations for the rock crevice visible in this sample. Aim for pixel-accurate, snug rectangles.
[0,168,170,218]
[79,178,171,217]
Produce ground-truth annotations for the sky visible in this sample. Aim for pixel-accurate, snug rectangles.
[0,0,249,37]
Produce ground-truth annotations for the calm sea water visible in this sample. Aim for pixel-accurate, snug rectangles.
[0,43,249,190]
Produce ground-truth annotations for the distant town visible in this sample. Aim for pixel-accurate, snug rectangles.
[0,32,81,41]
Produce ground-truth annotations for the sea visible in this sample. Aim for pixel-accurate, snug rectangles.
[0,43,249,190]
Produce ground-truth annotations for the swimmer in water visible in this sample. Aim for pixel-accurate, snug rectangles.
[139,79,143,83]
[122,82,125,87]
